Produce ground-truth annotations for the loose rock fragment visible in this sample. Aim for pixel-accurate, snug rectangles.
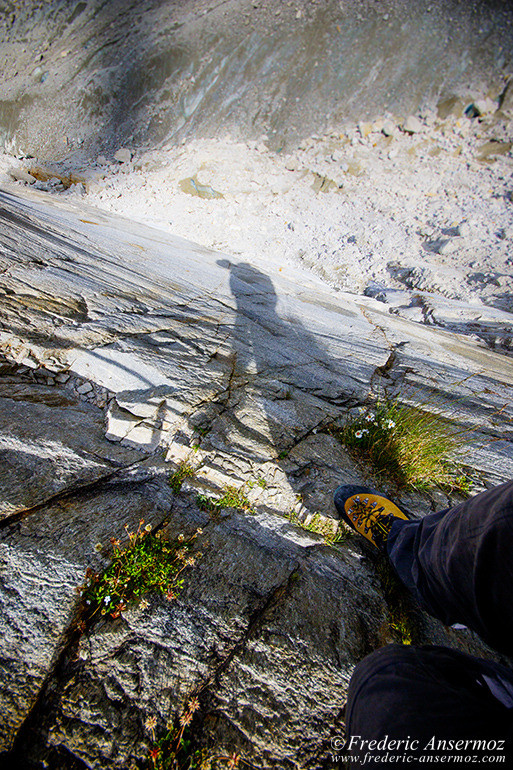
[9,168,36,184]
[114,148,132,164]
[403,116,423,134]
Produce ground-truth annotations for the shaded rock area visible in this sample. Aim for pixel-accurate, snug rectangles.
[0,0,512,160]
[0,187,513,768]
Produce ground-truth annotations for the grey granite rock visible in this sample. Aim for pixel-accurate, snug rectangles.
[0,188,511,766]
[16,495,385,768]
[0,470,173,752]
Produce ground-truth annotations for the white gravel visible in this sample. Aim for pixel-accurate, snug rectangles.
[2,101,513,326]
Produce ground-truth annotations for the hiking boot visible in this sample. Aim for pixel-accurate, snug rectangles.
[333,484,410,552]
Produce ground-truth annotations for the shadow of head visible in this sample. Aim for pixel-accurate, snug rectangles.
[217,259,278,312]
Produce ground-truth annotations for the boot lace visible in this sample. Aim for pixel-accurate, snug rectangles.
[347,495,395,548]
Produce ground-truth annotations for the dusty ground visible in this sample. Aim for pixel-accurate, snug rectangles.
[2,92,513,350]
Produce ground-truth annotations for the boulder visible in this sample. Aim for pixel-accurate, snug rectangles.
[114,148,133,164]
[9,167,36,184]
[381,118,397,137]
[403,116,424,134]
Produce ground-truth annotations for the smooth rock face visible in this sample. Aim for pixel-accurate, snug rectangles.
[0,188,511,766]
[9,167,36,184]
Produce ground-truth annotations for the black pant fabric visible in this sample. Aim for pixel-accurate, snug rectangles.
[346,644,513,766]
[345,481,513,768]
[387,480,513,657]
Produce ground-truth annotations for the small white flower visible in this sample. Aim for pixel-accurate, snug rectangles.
[354,429,369,438]
[365,413,376,422]
[386,419,396,429]
[104,595,111,604]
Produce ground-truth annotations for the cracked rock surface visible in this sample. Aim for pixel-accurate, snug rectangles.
[0,188,512,767]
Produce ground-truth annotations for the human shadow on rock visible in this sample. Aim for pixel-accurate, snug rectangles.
[213,260,363,517]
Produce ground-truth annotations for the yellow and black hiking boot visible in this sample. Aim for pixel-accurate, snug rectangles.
[333,484,410,552]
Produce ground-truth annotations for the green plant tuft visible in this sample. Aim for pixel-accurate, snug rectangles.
[247,475,267,490]
[145,700,206,770]
[197,485,254,516]
[145,700,242,770]
[82,522,202,620]
[287,510,350,546]
[169,461,196,493]
[375,560,418,646]
[389,615,413,645]
[335,400,471,492]
[217,486,253,510]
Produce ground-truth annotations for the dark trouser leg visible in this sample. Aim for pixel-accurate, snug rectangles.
[345,645,513,768]
[386,480,513,657]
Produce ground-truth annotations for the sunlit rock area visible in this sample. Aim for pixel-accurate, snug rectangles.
[0,1,513,768]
